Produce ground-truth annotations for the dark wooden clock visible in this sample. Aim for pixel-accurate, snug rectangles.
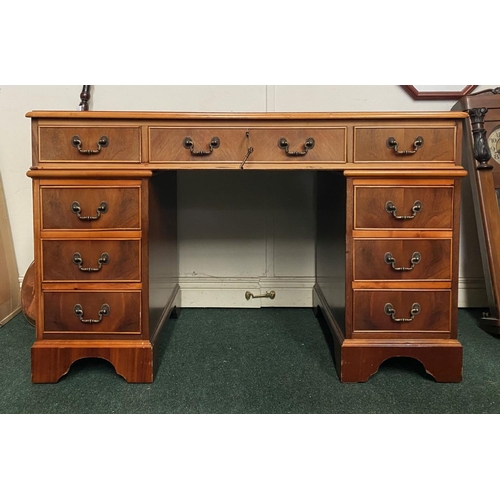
[453,87,500,334]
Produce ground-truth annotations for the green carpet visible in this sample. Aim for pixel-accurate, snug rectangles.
[1,308,499,413]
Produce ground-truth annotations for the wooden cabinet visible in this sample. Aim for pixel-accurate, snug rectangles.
[26,111,466,383]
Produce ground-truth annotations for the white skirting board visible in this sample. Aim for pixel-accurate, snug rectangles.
[458,278,488,308]
[178,277,315,308]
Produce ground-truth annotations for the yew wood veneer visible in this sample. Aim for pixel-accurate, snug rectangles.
[26,111,467,383]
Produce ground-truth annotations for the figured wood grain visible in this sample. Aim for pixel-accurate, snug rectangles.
[39,126,141,162]
[150,127,248,164]
[41,186,141,230]
[43,291,141,334]
[353,238,452,281]
[354,184,454,230]
[42,239,140,282]
[150,126,346,164]
[354,126,456,162]
[352,290,451,333]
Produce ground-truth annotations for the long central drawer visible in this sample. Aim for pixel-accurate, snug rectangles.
[149,126,346,164]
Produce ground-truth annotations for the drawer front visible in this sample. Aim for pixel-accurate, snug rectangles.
[42,240,140,282]
[149,127,346,164]
[38,126,141,163]
[354,127,456,163]
[43,291,141,333]
[41,187,140,230]
[354,186,453,230]
[353,290,451,332]
[248,127,346,163]
[354,239,452,281]
[150,127,248,163]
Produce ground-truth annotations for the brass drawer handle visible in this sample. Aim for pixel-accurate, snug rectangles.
[384,302,421,322]
[72,252,110,272]
[74,303,110,323]
[72,135,109,155]
[278,137,315,156]
[385,200,422,220]
[384,251,421,271]
[71,201,108,221]
[386,136,424,155]
[245,290,276,300]
[183,136,220,156]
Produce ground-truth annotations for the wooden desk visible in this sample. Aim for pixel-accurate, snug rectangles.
[26,111,467,383]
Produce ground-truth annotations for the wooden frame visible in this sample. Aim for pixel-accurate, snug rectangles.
[0,177,21,325]
[452,88,500,334]
[402,85,477,100]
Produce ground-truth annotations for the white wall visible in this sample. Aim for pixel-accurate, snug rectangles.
[0,85,494,307]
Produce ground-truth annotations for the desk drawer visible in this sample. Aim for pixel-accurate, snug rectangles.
[38,126,141,163]
[353,239,451,281]
[354,126,456,163]
[354,185,454,230]
[149,126,346,164]
[150,127,248,163]
[353,290,451,333]
[41,186,141,230]
[43,291,141,334]
[248,127,346,163]
[42,240,140,282]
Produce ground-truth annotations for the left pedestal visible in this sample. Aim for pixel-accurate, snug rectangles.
[28,169,178,383]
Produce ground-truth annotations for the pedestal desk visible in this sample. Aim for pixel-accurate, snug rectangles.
[26,110,467,383]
